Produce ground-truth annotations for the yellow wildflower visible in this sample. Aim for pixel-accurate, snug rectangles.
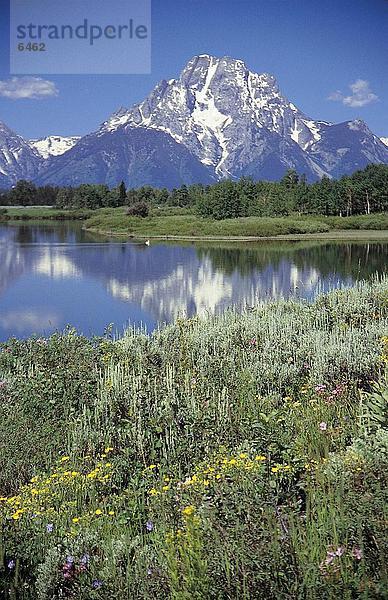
[72,517,80,524]
[95,509,102,515]
[182,505,196,517]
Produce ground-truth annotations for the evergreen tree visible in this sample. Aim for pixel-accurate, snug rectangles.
[8,180,38,206]
[118,181,126,205]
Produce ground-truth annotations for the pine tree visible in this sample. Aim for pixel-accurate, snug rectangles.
[118,181,126,205]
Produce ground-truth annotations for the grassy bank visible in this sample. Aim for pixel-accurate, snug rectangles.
[83,209,388,240]
[0,279,387,598]
[1,207,387,239]
[0,207,92,221]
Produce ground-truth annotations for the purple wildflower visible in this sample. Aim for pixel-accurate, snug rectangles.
[92,579,103,589]
[46,523,53,533]
[324,551,336,566]
[7,560,15,570]
[320,544,346,574]
[146,520,154,532]
[319,422,328,431]
[81,553,90,565]
[62,558,75,580]
[352,547,363,560]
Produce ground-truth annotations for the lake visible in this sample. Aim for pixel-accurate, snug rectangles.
[0,222,386,341]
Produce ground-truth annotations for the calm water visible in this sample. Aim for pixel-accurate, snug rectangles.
[0,222,386,341]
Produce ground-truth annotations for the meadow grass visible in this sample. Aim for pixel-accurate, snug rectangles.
[2,206,387,238]
[0,279,387,598]
[83,209,388,239]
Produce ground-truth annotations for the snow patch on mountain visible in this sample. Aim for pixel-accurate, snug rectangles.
[381,137,388,147]
[29,135,81,159]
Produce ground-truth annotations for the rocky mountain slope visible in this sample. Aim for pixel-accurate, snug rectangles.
[0,121,41,188]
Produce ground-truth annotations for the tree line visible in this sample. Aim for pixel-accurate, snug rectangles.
[0,164,387,219]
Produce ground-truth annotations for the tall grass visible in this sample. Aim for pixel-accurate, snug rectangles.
[0,278,387,598]
[83,209,388,239]
[84,210,332,238]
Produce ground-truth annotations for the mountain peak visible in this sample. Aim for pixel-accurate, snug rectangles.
[95,53,388,183]
[347,119,369,132]
[185,53,248,68]
[180,54,275,89]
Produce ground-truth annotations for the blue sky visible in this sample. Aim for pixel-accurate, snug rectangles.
[0,0,387,139]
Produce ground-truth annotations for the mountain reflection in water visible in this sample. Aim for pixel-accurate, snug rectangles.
[0,223,386,340]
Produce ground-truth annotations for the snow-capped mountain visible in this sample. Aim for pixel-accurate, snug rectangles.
[0,121,42,188]
[381,137,388,147]
[29,136,81,159]
[1,54,388,188]
[98,54,330,181]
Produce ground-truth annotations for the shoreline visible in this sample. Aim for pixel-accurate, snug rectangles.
[83,226,388,242]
